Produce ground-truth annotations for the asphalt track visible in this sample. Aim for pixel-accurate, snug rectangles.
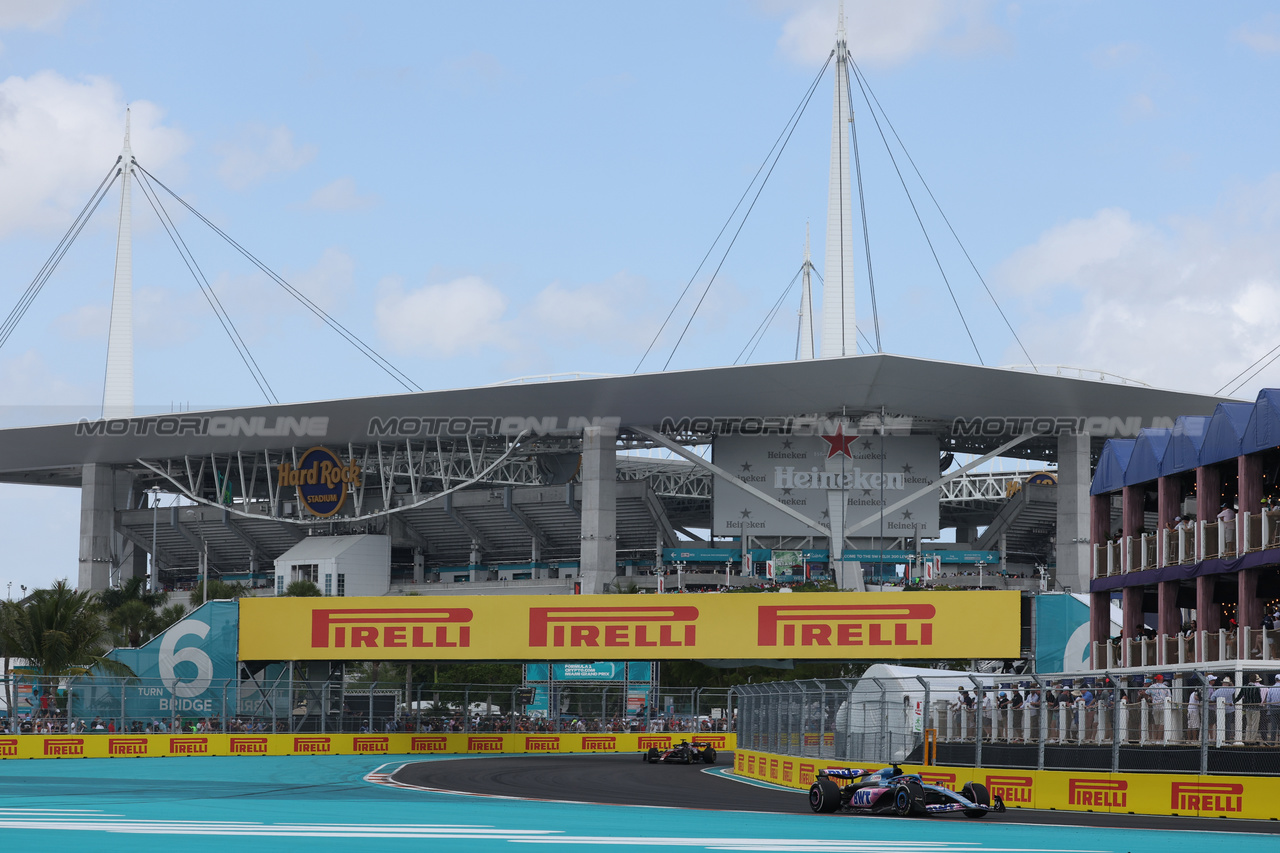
[392,751,1280,834]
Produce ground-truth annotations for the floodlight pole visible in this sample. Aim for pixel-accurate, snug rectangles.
[148,486,161,592]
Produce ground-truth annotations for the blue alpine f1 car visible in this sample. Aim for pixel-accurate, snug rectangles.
[808,765,1005,818]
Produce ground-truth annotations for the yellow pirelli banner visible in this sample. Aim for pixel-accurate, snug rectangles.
[238,591,1019,661]
[0,731,734,760]
[732,749,1276,820]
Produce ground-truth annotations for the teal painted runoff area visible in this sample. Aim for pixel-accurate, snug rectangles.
[0,754,1264,852]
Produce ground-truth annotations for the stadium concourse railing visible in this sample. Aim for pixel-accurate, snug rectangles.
[1091,509,1280,667]
[733,675,1280,776]
[1,675,734,738]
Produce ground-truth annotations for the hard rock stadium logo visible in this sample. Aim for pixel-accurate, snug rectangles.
[756,603,935,647]
[528,605,698,649]
[310,607,473,649]
[278,446,361,518]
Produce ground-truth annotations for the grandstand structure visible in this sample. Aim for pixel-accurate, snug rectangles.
[0,354,1226,600]
[0,8,1231,613]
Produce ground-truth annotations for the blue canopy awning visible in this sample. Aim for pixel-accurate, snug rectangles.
[1091,439,1136,495]
[1200,401,1254,466]
[1124,428,1172,486]
[1161,415,1210,476]
[1241,388,1280,455]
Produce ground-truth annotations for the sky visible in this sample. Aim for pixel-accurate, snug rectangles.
[2,0,1280,595]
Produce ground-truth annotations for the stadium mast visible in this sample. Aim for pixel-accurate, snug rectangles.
[103,109,135,419]
[798,222,815,359]
[819,3,856,358]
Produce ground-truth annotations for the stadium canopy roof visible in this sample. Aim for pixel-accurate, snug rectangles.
[0,353,1229,485]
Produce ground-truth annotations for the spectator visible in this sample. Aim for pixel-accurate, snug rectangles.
[1240,674,1263,744]
[1210,677,1238,744]
[1187,685,1201,742]
[1146,675,1171,742]
[1264,675,1280,744]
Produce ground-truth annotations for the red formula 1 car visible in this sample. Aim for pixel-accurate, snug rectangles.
[809,765,1004,818]
[642,739,718,765]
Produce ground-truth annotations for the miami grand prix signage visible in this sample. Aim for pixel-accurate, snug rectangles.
[712,432,940,538]
[238,591,1019,661]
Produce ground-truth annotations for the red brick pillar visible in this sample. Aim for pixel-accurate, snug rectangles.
[1090,590,1111,667]
[1239,454,1262,546]
[1157,476,1179,565]
[1158,581,1180,638]
[1196,575,1220,632]
[1122,586,1144,642]
[1197,465,1221,560]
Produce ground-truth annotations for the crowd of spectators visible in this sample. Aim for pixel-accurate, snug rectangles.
[943,672,1280,746]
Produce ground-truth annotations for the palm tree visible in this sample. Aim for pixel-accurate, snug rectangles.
[98,576,169,647]
[97,576,166,614]
[283,579,322,597]
[0,580,131,679]
[189,578,250,602]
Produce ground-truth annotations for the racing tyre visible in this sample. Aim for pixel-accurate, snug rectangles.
[891,783,916,817]
[809,778,841,813]
[701,747,717,765]
[645,747,660,763]
[961,781,991,818]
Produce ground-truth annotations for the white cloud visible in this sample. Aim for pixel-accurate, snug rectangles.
[0,349,95,404]
[1235,14,1280,55]
[440,51,505,91]
[1124,92,1156,120]
[285,247,355,312]
[768,0,1005,67]
[528,275,649,344]
[375,275,509,356]
[0,72,188,237]
[52,302,107,341]
[215,124,316,190]
[306,177,379,211]
[997,180,1280,395]
[0,0,81,30]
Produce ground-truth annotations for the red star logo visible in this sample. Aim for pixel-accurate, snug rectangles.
[822,425,857,459]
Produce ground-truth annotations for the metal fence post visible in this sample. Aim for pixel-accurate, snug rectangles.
[972,679,983,769]
[1111,678,1121,773]
[1199,675,1210,776]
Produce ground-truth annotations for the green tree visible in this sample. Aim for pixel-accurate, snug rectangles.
[98,577,170,647]
[190,579,251,602]
[283,580,322,597]
[156,603,187,629]
[0,580,131,678]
